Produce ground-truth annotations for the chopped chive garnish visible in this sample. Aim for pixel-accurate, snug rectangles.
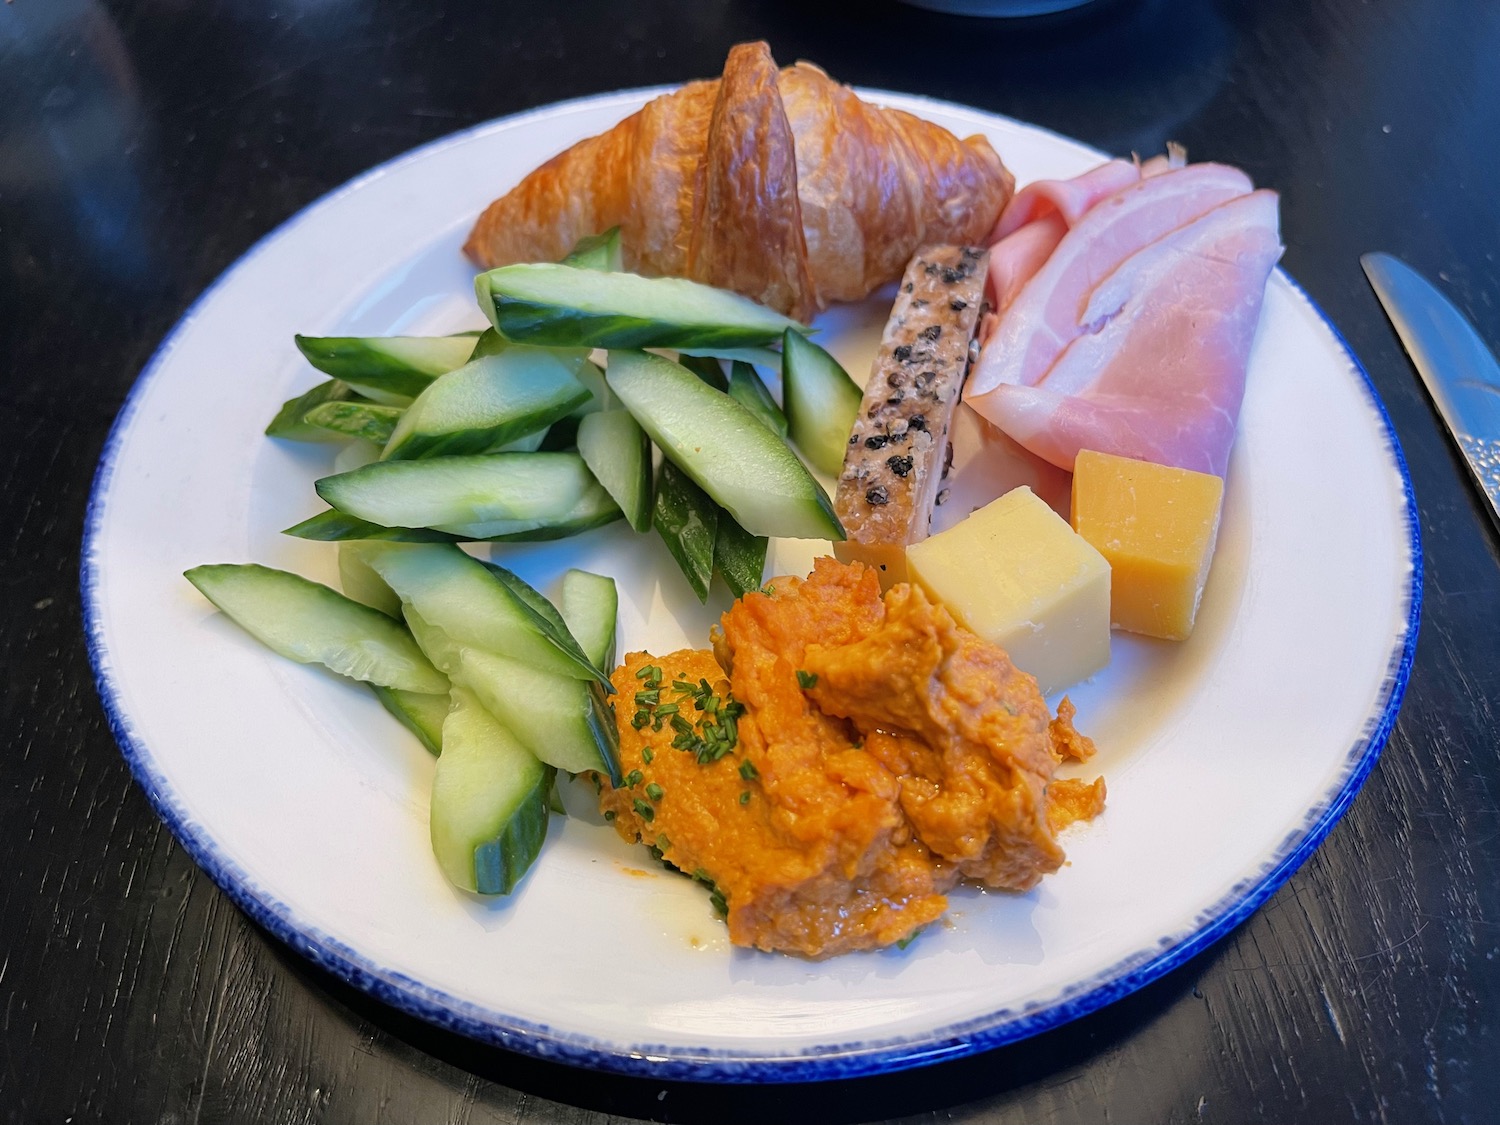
[633,799,655,822]
[655,703,679,716]
[625,769,643,787]
[655,834,671,851]
[709,889,728,917]
[672,678,695,695]
[796,670,818,690]
[762,584,776,596]
[645,783,664,801]
[591,773,602,795]
[634,689,660,707]
[635,665,661,680]
[641,747,654,763]
[739,790,751,805]
[692,867,713,885]
[631,711,650,730]
[670,715,694,735]
[603,809,615,821]
[738,760,759,781]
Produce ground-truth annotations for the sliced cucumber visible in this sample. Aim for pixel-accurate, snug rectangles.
[315,452,604,530]
[653,459,718,602]
[469,327,508,360]
[286,495,622,543]
[454,647,621,783]
[295,334,479,401]
[714,515,769,600]
[303,400,403,446]
[371,684,448,754]
[431,686,553,895]
[285,510,460,543]
[477,264,804,350]
[560,227,623,271]
[337,541,402,617]
[606,350,843,541]
[381,348,588,461]
[569,359,614,415]
[360,543,609,685]
[727,360,788,437]
[184,563,447,694]
[478,562,605,685]
[559,570,618,672]
[677,353,728,391]
[576,409,652,533]
[782,328,863,477]
[266,380,359,442]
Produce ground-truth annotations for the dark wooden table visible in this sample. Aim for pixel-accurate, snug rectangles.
[4,0,1498,1120]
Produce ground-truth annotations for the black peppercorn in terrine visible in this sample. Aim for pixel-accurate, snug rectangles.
[832,244,988,587]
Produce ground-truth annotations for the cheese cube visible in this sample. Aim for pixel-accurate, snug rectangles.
[1070,450,1224,641]
[906,486,1110,695]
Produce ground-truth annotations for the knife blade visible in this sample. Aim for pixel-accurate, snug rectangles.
[1362,251,1500,532]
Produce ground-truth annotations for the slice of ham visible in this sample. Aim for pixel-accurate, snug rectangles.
[971,190,1283,476]
[967,163,1255,400]
[986,158,1144,242]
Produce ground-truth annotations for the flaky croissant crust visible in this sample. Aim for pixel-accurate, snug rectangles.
[463,42,1014,317]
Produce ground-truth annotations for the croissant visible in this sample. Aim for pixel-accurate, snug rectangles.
[463,42,1014,320]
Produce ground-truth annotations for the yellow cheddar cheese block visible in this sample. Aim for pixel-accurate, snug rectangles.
[906,486,1110,695]
[1070,450,1225,641]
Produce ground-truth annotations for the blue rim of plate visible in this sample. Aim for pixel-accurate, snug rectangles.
[80,88,1423,1084]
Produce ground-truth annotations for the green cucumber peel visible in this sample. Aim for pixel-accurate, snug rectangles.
[266,379,361,442]
[727,360,788,437]
[560,227,624,271]
[653,460,718,603]
[303,400,403,446]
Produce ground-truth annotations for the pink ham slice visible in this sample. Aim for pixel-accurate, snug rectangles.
[972,189,1283,476]
[986,158,1145,242]
[967,163,1254,398]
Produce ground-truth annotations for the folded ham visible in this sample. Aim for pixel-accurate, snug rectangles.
[964,158,1281,477]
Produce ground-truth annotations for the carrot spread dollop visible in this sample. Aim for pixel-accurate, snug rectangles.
[596,557,1103,958]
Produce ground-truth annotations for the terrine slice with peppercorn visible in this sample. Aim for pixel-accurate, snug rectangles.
[832,244,989,587]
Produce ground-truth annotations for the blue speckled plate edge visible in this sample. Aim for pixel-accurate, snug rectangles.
[80,88,1422,1084]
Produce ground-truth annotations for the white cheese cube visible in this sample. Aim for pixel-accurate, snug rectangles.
[906,486,1111,695]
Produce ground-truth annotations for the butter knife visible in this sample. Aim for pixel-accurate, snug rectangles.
[1362,252,1500,532]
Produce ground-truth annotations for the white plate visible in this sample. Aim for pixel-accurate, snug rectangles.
[83,88,1420,1082]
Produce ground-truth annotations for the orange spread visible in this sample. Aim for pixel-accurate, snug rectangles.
[597,558,1103,958]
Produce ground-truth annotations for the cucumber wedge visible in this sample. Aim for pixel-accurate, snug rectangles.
[184,563,447,694]
[606,350,843,541]
[782,328,863,477]
[569,359,614,415]
[477,264,804,350]
[714,515,769,600]
[315,452,604,530]
[454,647,621,783]
[653,460,718,602]
[295,334,479,401]
[286,496,622,543]
[559,570,618,671]
[303,400,403,446]
[381,348,588,461]
[285,510,460,543]
[576,409,652,533]
[728,360,788,437]
[431,686,553,895]
[560,227,623,271]
[266,380,359,442]
[361,543,610,685]
[337,541,402,616]
[371,684,448,754]
[677,353,729,391]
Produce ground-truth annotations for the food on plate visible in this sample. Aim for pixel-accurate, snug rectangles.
[462,41,1014,319]
[596,558,1103,958]
[1070,450,1225,640]
[965,163,1282,476]
[833,244,989,588]
[780,329,863,476]
[906,486,1111,696]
